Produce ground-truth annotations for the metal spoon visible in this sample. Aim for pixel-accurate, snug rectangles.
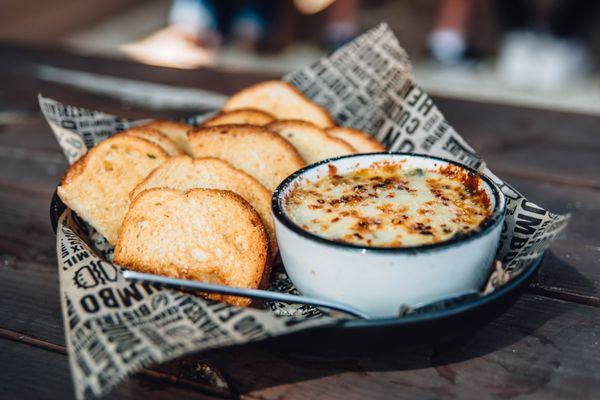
[122,270,371,320]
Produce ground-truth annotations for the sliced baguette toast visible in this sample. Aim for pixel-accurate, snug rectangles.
[114,188,269,307]
[57,135,168,244]
[202,108,275,127]
[136,120,193,155]
[131,155,278,260]
[267,120,356,164]
[188,124,305,191]
[326,126,386,153]
[119,127,183,156]
[223,80,334,128]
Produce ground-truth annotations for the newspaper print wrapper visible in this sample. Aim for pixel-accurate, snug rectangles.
[41,23,569,400]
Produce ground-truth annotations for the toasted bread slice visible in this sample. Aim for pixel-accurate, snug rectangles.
[114,188,269,307]
[223,80,334,128]
[326,127,386,153]
[137,120,193,155]
[202,108,275,127]
[57,135,168,244]
[189,124,305,191]
[267,120,356,165]
[119,127,183,156]
[131,155,278,260]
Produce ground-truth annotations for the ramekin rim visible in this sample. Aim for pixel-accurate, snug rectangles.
[271,152,506,254]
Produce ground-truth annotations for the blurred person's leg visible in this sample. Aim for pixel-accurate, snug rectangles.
[536,0,598,90]
[549,0,599,39]
[427,0,474,65]
[265,1,298,53]
[230,0,280,50]
[494,0,540,89]
[495,0,535,31]
[324,0,359,51]
[169,0,223,47]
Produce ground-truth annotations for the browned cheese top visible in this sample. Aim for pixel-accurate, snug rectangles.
[284,162,492,247]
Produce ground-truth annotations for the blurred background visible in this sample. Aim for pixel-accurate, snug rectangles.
[3,0,600,114]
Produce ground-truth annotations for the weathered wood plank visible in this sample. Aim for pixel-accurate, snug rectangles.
[0,118,65,152]
[0,43,267,119]
[2,44,599,191]
[2,289,600,400]
[0,336,222,400]
[503,175,600,304]
[0,189,66,344]
[437,97,600,188]
[0,43,270,95]
[436,96,600,150]
[0,151,66,195]
[157,294,600,400]
[0,0,145,42]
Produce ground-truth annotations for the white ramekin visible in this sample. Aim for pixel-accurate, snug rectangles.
[272,153,506,318]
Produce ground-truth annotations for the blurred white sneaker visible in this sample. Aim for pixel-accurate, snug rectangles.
[427,29,466,65]
[497,30,591,92]
[535,37,591,92]
[496,30,539,90]
[231,9,265,48]
[169,0,221,47]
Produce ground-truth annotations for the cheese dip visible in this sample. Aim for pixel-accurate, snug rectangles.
[284,162,492,247]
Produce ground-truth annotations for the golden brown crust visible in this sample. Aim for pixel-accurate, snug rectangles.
[268,119,356,152]
[269,81,335,126]
[189,123,304,161]
[59,135,168,187]
[115,188,269,307]
[326,126,386,153]
[117,187,269,270]
[118,127,183,156]
[202,108,276,127]
[188,124,305,191]
[266,119,357,164]
[129,155,279,260]
[223,80,335,128]
[57,135,169,244]
[139,119,193,132]
[283,84,334,126]
[136,120,194,155]
[59,149,88,187]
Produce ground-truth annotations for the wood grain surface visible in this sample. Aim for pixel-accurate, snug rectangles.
[0,42,598,399]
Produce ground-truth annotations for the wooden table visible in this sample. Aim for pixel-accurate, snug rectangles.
[1,43,599,400]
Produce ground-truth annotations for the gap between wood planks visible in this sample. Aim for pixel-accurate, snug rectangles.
[491,166,600,191]
[1,291,599,399]
[529,284,600,308]
[0,326,234,399]
[0,180,54,198]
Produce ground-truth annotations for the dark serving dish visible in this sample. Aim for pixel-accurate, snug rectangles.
[50,190,542,352]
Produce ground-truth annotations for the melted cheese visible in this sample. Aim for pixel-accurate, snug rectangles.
[284,162,492,247]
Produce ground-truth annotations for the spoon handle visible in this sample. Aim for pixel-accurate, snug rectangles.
[122,270,371,320]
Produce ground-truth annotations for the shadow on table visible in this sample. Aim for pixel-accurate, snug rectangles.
[188,250,589,396]
[533,250,598,299]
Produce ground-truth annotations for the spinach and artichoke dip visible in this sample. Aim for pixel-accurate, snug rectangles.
[284,162,492,247]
